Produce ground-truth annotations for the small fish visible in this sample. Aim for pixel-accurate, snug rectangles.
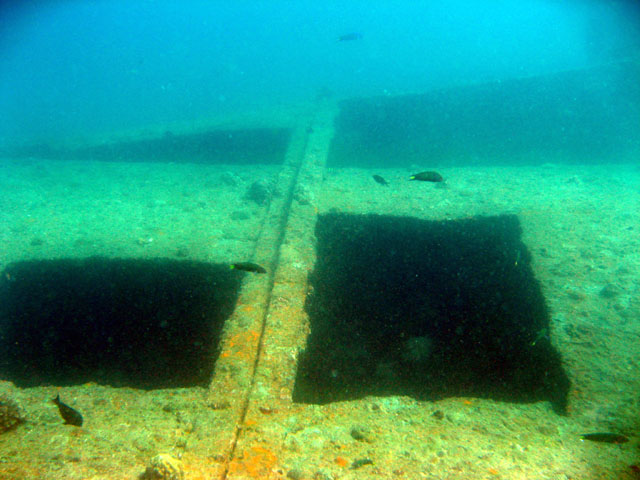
[410,171,443,182]
[52,395,83,427]
[530,328,549,346]
[351,458,373,469]
[339,32,363,41]
[581,433,629,444]
[230,262,267,274]
[372,175,389,186]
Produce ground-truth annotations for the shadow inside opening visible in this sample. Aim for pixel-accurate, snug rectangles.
[0,257,242,389]
[293,213,570,414]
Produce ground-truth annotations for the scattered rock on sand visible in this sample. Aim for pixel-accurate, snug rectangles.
[599,283,621,298]
[220,171,241,186]
[0,393,25,433]
[293,183,314,205]
[230,209,251,221]
[142,453,184,480]
[246,179,275,205]
[350,424,375,443]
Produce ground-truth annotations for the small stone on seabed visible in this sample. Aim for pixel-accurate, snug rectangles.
[599,283,620,298]
[0,394,25,433]
[350,424,375,443]
[286,468,305,479]
[143,453,184,480]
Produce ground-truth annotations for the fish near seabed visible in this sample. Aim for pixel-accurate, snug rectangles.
[410,171,443,182]
[581,433,629,444]
[230,262,267,274]
[373,175,389,186]
[52,395,83,427]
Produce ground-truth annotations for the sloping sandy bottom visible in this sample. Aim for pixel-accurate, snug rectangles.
[0,159,638,479]
[0,159,281,271]
[310,163,640,478]
[0,158,280,479]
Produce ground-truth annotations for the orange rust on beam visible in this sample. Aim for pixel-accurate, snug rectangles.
[224,104,337,479]
[214,113,320,479]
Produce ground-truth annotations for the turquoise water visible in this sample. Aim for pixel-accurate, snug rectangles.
[1,1,638,150]
[0,3,639,479]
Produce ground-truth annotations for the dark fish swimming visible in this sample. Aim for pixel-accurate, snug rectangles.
[230,262,267,274]
[372,175,389,186]
[581,433,629,444]
[339,32,363,41]
[52,395,83,427]
[410,171,443,182]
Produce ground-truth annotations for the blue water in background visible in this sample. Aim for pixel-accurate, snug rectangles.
[1,0,638,148]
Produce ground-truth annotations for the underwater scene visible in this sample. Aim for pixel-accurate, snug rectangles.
[0,1,639,479]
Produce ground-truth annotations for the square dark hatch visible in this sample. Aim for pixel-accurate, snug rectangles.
[0,257,242,389]
[293,213,570,414]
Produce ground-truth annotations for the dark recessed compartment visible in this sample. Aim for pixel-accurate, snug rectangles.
[327,62,640,167]
[293,213,570,414]
[4,127,291,164]
[0,257,242,389]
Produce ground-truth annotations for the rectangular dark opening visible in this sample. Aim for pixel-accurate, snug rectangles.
[4,127,292,165]
[0,257,243,389]
[293,213,570,414]
[327,62,640,167]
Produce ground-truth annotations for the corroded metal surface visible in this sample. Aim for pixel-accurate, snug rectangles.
[224,102,337,480]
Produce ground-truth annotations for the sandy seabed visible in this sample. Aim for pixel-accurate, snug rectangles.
[0,157,638,479]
